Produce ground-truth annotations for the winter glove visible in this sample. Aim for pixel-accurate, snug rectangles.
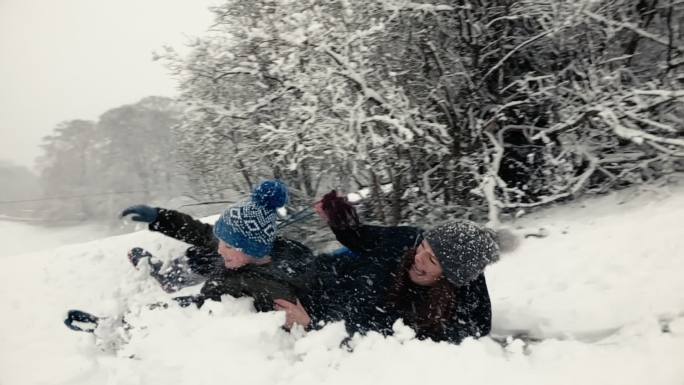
[315,190,359,230]
[121,204,158,223]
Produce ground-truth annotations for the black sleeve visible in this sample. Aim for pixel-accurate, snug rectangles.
[441,274,492,344]
[271,237,315,272]
[249,278,299,312]
[331,224,422,257]
[148,208,218,249]
[199,274,244,302]
[171,277,244,309]
[198,269,300,313]
[274,237,314,259]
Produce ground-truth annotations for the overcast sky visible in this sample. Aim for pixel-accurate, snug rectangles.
[0,0,217,171]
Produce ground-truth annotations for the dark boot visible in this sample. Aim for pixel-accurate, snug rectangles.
[64,310,100,333]
[127,247,161,269]
[128,248,203,293]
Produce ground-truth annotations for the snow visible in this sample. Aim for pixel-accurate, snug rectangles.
[1,185,683,385]
[0,220,112,258]
[347,188,371,203]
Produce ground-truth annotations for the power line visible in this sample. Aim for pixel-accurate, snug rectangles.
[0,190,160,205]
[0,184,245,206]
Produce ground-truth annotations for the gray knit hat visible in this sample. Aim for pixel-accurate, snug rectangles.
[423,221,500,286]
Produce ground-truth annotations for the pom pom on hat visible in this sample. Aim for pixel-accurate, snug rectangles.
[252,180,288,209]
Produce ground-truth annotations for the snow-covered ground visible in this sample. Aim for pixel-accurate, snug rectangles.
[1,184,683,385]
[0,220,113,258]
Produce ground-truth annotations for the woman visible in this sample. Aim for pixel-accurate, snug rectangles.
[278,190,502,344]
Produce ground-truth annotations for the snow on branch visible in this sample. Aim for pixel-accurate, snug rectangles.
[531,108,600,141]
[212,67,258,82]
[362,115,414,141]
[481,131,504,227]
[583,10,684,52]
[598,108,684,148]
[531,88,683,142]
[623,112,677,133]
[322,47,387,106]
[381,1,465,12]
[632,90,684,98]
[479,29,556,86]
[499,151,600,210]
[189,86,297,121]
[646,141,684,157]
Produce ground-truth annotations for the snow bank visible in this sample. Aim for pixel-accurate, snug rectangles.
[490,186,684,342]
[0,220,112,258]
[1,186,683,385]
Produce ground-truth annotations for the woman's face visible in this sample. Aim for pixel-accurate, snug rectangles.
[408,240,443,286]
[217,240,252,269]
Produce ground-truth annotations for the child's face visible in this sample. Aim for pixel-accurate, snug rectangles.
[217,240,252,269]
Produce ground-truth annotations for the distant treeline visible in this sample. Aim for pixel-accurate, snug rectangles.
[0,161,41,220]
[28,96,191,224]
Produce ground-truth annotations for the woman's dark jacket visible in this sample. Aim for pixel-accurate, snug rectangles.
[148,209,314,311]
[302,224,492,344]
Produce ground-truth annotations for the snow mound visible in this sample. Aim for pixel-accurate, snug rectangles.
[0,220,112,258]
[1,186,683,385]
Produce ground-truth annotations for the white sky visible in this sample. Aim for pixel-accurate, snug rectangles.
[0,0,217,171]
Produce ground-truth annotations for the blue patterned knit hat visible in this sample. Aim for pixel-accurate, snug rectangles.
[213,180,288,258]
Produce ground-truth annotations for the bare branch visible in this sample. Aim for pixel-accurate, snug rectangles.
[583,10,684,52]
[531,108,600,141]
[623,111,678,133]
[481,130,505,227]
[632,90,684,98]
[381,1,468,12]
[213,68,258,82]
[498,151,600,209]
[478,29,555,87]
[599,108,684,148]
[646,140,684,157]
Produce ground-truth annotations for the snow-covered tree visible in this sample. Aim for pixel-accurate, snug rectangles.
[164,0,683,225]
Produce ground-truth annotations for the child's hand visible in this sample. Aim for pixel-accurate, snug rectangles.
[274,299,311,329]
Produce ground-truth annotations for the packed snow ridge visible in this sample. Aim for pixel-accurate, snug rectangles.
[1,184,683,385]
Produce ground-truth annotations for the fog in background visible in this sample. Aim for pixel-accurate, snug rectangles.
[0,0,218,227]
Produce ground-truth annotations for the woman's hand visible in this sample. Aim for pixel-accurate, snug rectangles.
[314,200,329,222]
[314,190,359,229]
[274,298,311,329]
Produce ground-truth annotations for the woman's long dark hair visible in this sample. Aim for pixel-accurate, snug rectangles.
[386,247,458,340]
